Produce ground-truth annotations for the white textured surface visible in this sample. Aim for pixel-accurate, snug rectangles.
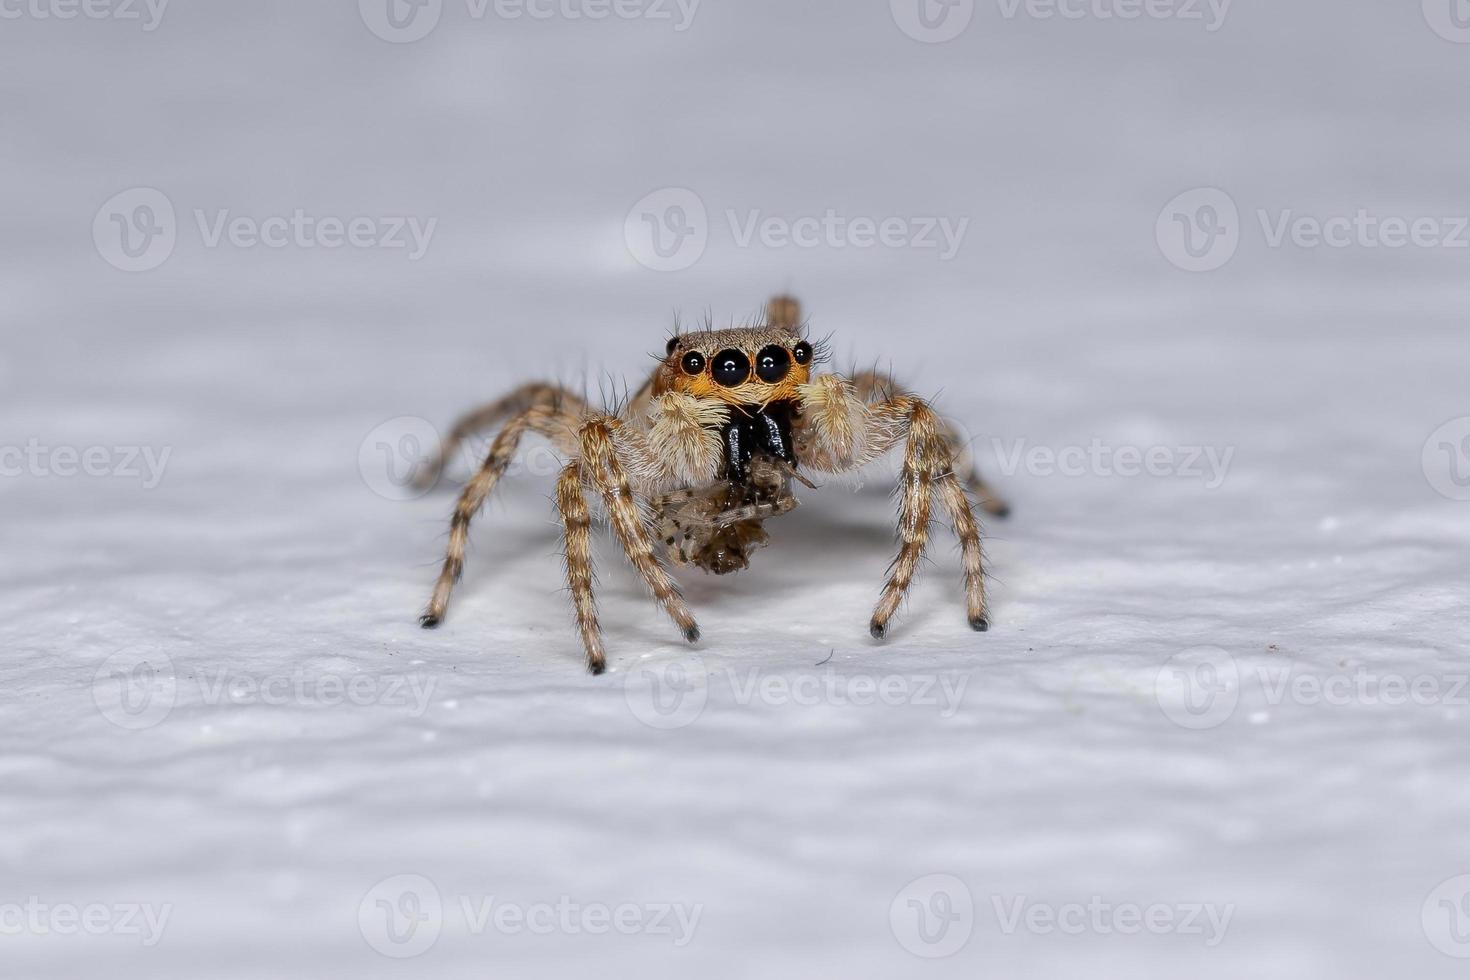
[3,1,1470,976]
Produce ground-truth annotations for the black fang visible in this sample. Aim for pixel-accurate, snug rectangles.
[721,401,797,484]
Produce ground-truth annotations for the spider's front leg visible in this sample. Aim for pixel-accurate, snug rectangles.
[797,374,990,638]
[850,369,1011,518]
[556,394,726,673]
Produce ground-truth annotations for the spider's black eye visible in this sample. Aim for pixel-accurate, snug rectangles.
[792,341,813,365]
[755,345,791,384]
[666,337,680,356]
[710,349,750,387]
[680,351,706,375]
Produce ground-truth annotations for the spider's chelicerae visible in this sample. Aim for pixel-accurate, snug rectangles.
[416,296,1009,674]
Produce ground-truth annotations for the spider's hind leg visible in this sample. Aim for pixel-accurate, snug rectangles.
[419,400,580,628]
[415,382,587,490]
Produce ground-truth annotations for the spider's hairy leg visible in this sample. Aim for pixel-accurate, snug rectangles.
[419,402,575,628]
[869,394,990,636]
[796,376,989,638]
[556,462,605,674]
[851,369,1011,519]
[414,382,587,489]
[578,415,702,649]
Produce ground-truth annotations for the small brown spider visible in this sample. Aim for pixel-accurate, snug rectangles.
[416,296,1009,674]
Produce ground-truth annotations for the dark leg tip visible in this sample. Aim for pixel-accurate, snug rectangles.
[683,624,701,644]
[992,505,1012,520]
[419,614,441,630]
[970,616,990,632]
[870,620,887,640]
[588,661,607,676]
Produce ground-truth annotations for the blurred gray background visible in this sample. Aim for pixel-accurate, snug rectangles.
[3,1,1469,977]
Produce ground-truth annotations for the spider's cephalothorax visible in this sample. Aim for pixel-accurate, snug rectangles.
[415,296,1011,674]
[649,324,817,575]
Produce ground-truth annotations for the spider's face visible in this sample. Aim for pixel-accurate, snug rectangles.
[657,327,815,408]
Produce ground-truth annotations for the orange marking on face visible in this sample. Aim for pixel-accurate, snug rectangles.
[670,364,812,407]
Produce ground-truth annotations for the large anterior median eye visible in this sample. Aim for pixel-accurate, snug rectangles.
[755,345,791,384]
[681,351,706,375]
[711,349,750,387]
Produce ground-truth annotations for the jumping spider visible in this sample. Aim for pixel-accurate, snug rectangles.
[416,296,1009,674]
